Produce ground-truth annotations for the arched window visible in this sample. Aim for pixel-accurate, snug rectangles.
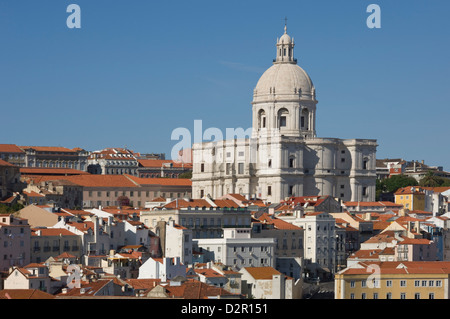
[258,109,266,129]
[277,108,289,128]
[301,108,309,130]
[289,156,295,168]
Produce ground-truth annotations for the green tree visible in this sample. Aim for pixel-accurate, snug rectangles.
[378,174,418,194]
[178,171,192,179]
[419,170,450,187]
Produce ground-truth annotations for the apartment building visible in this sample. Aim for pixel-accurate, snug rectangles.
[0,159,23,200]
[193,228,276,270]
[22,174,192,209]
[30,228,82,263]
[277,210,336,278]
[140,198,252,239]
[335,261,450,299]
[0,214,31,272]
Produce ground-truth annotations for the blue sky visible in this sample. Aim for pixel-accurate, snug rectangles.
[0,0,449,171]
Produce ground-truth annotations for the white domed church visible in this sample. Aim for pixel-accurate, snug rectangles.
[191,26,377,203]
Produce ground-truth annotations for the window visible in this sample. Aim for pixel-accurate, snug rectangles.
[238,163,244,174]
[422,280,427,287]
[415,293,420,299]
[386,280,392,287]
[200,163,205,172]
[373,293,378,299]
[400,280,406,287]
[289,157,294,168]
[386,293,392,299]
[268,159,272,168]
[400,293,406,299]
[361,280,366,288]
[436,280,442,287]
[350,280,355,288]
[429,280,434,287]
[279,116,286,127]
[429,293,435,299]
[414,280,420,287]
[361,293,366,299]
[268,186,272,196]
[350,293,355,299]
[289,185,294,196]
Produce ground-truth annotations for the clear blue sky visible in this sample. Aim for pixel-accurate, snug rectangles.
[0,0,449,171]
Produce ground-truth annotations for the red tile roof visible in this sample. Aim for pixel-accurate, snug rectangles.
[242,267,281,280]
[125,175,192,186]
[31,228,77,237]
[395,187,425,195]
[138,159,192,168]
[340,261,450,275]
[20,146,80,153]
[344,201,403,207]
[398,238,432,245]
[152,279,235,299]
[256,213,302,230]
[0,289,54,299]
[0,144,25,153]
[162,198,239,209]
[20,167,90,175]
[0,159,15,167]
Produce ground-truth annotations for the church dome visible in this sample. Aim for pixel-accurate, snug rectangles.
[253,63,315,101]
[279,32,291,43]
[252,26,316,103]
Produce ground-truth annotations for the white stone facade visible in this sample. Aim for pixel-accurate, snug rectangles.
[278,211,336,273]
[192,27,377,203]
[193,228,276,270]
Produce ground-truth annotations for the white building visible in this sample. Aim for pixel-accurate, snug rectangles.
[156,220,193,266]
[138,256,186,281]
[193,228,276,270]
[192,26,377,203]
[239,266,301,299]
[277,210,336,276]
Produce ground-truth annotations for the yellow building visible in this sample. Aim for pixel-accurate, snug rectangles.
[394,187,425,211]
[335,261,450,299]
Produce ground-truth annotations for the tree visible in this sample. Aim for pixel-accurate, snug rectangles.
[377,174,418,194]
[419,170,450,187]
[117,196,130,207]
[178,171,192,179]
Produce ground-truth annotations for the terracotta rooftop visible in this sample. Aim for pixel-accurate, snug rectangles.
[0,144,25,153]
[0,159,15,167]
[256,213,303,230]
[20,146,81,153]
[138,159,192,168]
[340,261,450,275]
[0,289,54,299]
[242,267,282,280]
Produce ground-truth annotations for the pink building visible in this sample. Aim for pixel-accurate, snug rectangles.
[396,238,438,261]
[0,214,31,273]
